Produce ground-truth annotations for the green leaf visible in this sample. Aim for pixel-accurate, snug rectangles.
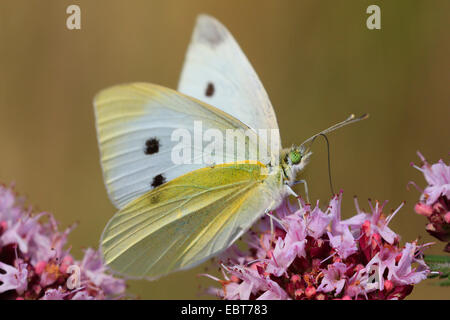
[424,255,450,283]
[424,255,450,264]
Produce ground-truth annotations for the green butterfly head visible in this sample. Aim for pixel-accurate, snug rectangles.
[290,145,311,167]
[281,145,312,184]
[288,149,302,165]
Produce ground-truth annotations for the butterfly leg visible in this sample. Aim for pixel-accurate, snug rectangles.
[268,213,275,245]
[291,179,310,203]
[284,183,305,210]
[264,200,277,245]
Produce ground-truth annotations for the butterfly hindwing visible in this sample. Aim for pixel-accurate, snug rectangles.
[101,161,283,279]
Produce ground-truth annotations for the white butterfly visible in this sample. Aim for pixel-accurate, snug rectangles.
[94,15,367,279]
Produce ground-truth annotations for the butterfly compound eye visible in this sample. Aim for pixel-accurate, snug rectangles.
[289,150,302,165]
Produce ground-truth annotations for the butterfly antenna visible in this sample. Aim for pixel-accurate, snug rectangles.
[300,113,369,196]
[300,113,369,148]
[310,133,335,196]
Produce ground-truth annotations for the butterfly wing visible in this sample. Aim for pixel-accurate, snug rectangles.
[178,15,280,143]
[94,83,262,209]
[101,161,283,279]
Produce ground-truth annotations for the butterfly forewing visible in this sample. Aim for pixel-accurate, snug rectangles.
[94,83,264,209]
[178,15,280,143]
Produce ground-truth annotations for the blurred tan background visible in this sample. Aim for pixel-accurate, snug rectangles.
[0,0,449,299]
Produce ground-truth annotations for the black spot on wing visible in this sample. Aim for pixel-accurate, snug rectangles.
[205,82,215,97]
[151,174,166,188]
[144,138,160,155]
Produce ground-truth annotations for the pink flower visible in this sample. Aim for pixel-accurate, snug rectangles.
[80,248,126,296]
[413,152,450,205]
[328,227,357,259]
[0,261,28,295]
[412,152,450,251]
[387,242,429,285]
[317,262,347,295]
[0,184,126,300]
[205,193,429,300]
[344,268,372,299]
[305,201,332,238]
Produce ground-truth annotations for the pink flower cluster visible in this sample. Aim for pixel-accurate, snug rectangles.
[0,184,126,300]
[412,152,450,252]
[206,193,429,300]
